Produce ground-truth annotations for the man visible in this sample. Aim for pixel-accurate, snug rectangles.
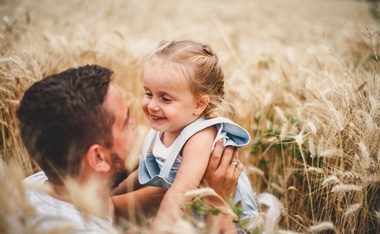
[18,65,244,233]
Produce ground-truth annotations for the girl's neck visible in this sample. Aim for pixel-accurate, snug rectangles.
[160,131,180,147]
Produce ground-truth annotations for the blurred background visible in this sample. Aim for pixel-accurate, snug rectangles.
[1,0,379,233]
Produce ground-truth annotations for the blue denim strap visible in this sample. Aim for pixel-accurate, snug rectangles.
[141,128,158,158]
[159,117,250,180]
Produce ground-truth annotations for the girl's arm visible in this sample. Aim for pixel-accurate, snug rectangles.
[151,126,216,233]
[111,169,143,196]
[112,171,167,222]
[112,186,166,222]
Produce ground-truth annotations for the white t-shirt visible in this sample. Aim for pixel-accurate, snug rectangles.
[23,171,117,234]
[152,124,226,169]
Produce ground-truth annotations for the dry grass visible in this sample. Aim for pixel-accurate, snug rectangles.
[1,0,379,233]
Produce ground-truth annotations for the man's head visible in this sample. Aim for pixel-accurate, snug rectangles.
[17,65,136,185]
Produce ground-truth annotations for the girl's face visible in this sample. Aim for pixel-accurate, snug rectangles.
[142,62,202,139]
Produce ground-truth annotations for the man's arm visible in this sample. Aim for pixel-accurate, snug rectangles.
[201,140,244,233]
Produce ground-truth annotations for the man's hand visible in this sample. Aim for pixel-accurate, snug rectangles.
[202,140,244,201]
[200,140,243,234]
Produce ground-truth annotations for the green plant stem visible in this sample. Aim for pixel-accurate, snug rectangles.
[298,141,315,223]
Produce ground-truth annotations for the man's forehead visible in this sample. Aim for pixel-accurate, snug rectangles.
[105,85,122,103]
[103,85,126,112]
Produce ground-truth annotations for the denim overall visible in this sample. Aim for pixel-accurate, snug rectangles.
[138,117,259,222]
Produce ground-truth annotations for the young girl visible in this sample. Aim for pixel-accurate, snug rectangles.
[123,40,258,232]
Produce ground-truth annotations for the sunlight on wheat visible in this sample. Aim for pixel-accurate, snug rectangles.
[308,221,335,232]
[1,0,379,233]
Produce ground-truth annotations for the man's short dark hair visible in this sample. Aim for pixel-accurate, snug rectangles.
[17,65,115,184]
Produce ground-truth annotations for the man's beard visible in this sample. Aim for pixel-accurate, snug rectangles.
[109,151,129,190]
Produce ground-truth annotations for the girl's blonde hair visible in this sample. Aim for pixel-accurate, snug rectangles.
[147,40,232,119]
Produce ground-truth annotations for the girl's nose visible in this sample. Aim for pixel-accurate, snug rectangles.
[147,98,159,112]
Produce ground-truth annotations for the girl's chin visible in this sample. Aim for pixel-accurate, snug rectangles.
[150,123,163,131]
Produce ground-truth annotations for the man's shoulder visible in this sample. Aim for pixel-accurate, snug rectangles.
[23,170,47,184]
[23,171,117,233]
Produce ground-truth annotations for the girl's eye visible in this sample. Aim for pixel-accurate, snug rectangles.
[162,97,172,102]
[144,91,153,97]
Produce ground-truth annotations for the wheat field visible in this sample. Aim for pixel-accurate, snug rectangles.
[1,0,379,233]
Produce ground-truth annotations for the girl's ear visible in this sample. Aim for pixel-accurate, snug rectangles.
[85,145,111,173]
[194,95,210,116]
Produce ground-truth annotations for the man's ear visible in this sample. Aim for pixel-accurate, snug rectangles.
[85,145,111,173]
[194,95,210,116]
